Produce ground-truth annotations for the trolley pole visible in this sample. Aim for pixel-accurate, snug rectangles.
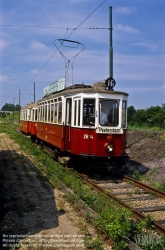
[109,6,113,78]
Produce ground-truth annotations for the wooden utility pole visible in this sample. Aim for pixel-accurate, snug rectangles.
[34,82,35,103]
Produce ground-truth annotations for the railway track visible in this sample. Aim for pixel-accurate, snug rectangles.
[10,128,165,236]
[26,133,165,238]
[77,172,165,237]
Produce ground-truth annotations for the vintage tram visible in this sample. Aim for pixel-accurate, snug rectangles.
[20,77,128,167]
[20,102,38,140]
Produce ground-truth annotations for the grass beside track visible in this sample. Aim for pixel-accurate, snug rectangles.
[1,120,165,250]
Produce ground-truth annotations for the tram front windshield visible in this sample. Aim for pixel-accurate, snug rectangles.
[100,100,119,126]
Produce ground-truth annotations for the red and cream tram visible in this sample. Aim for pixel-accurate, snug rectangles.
[35,78,128,164]
[20,103,38,139]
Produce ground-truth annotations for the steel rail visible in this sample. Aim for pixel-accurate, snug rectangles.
[117,172,165,199]
[77,173,165,237]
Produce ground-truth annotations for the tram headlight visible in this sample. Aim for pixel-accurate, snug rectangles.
[104,143,113,152]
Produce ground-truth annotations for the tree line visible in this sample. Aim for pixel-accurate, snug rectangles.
[1,103,21,112]
[128,104,165,127]
[1,102,165,128]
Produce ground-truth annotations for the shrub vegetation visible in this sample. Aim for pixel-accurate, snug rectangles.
[128,104,165,128]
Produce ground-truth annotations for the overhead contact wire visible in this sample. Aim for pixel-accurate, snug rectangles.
[16,0,107,99]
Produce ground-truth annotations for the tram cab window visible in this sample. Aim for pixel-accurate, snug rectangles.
[83,99,95,126]
[100,100,119,126]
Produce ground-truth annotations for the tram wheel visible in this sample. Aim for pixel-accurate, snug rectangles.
[40,141,44,150]
[54,149,59,161]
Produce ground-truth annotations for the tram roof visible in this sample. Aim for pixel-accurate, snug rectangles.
[38,81,128,102]
[21,102,38,110]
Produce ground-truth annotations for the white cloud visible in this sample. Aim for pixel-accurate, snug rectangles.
[0,75,9,82]
[116,6,137,14]
[116,24,139,34]
[30,69,40,75]
[122,85,165,94]
[114,53,165,82]
[0,40,10,50]
[69,0,88,3]
[30,40,47,50]
[132,41,158,51]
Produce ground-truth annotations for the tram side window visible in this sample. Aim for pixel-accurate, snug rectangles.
[25,110,27,120]
[58,102,62,124]
[48,102,51,122]
[83,99,95,126]
[38,106,41,121]
[41,105,44,121]
[39,106,41,121]
[122,100,127,128]
[41,105,43,121]
[35,109,38,121]
[32,109,37,121]
[66,99,72,125]
[51,103,54,123]
[44,104,47,122]
[32,109,35,121]
[54,103,58,123]
[78,100,80,126]
[74,100,77,126]
[74,99,81,126]
[30,109,33,120]
[53,99,62,124]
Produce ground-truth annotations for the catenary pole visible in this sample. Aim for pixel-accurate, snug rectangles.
[109,6,113,78]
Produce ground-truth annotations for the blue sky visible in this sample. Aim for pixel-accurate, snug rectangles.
[0,0,165,110]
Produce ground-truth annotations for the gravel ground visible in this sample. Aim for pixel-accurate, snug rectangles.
[0,133,112,250]
[126,130,165,182]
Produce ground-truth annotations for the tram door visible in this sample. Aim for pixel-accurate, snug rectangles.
[65,98,72,151]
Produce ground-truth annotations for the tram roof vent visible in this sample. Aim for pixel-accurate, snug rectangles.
[92,81,107,90]
[65,84,92,90]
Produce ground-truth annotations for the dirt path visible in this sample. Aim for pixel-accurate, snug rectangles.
[0,133,111,250]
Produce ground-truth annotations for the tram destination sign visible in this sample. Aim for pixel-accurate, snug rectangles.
[43,77,66,97]
[96,127,123,134]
